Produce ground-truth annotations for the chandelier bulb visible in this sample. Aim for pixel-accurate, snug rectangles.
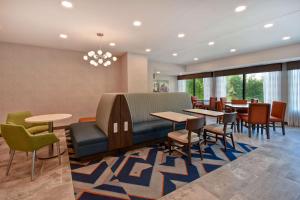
[112,57,117,61]
[83,55,88,61]
[97,50,103,55]
[88,51,95,57]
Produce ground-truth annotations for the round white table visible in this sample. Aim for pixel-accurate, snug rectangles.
[25,114,72,159]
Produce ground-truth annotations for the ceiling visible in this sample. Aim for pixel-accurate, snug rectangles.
[0,0,300,66]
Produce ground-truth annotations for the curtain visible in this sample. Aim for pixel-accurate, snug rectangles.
[263,71,281,104]
[203,77,212,100]
[288,69,300,126]
[216,76,227,98]
[178,80,186,92]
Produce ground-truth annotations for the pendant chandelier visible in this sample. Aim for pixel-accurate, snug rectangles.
[83,33,117,67]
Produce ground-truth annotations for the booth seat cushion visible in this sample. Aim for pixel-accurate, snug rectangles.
[132,120,185,144]
[70,122,108,157]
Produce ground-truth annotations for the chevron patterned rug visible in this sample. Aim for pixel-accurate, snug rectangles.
[67,136,257,200]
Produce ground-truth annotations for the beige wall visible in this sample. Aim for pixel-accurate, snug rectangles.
[187,43,300,73]
[0,42,123,125]
[148,61,185,92]
[121,53,148,93]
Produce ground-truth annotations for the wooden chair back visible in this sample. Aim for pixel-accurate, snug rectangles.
[232,99,247,104]
[271,101,286,120]
[248,103,270,124]
[209,97,217,110]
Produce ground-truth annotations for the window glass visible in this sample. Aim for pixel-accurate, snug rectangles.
[195,78,204,99]
[185,79,194,96]
[246,73,264,102]
[226,75,243,101]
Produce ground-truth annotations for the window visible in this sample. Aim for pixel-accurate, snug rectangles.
[195,78,204,99]
[226,75,243,100]
[288,69,300,126]
[245,73,264,102]
[185,79,194,96]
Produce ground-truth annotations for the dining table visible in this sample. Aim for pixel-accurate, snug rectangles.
[150,111,196,131]
[25,113,72,159]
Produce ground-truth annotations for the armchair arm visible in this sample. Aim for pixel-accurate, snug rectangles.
[30,132,59,150]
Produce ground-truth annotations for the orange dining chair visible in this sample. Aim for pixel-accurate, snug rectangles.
[220,97,227,110]
[240,103,271,139]
[203,97,217,110]
[216,101,223,124]
[191,96,204,109]
[270,101,287,135]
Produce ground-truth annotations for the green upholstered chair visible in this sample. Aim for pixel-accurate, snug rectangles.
[6,111,49,134]
[0,124,61,180]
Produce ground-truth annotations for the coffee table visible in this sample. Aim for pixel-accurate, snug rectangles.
[25,114,72,159]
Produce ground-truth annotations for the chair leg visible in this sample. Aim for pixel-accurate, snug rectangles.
[230,134,235,149]
[241,120,243,132]
[261,125,264,135]
[223,135,227,151]
[168,138,172,155]
[204,130,207,145]
[248,123,252,138]
[273,122,276,131]
[31,150,36,181]
[6,150,15,176]
[187,145,192,165]
[57,142,61,165]
[256,124,259,134]
[266,124,270,139]
[198,139,203,160]
[281,122,285,136]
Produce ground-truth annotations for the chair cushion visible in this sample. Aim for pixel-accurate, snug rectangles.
[70,122,107,146]
[270,116,282,122]
[27,125,49,134]
[133,120,173,135]
[204,124,231,135]
[240,114,249,122]
[168,130,199,144]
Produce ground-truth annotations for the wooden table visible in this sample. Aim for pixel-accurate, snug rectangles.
[183,109,224,117]
[25,114,72,159]
[150,111,196,131]
[225,103,249,111]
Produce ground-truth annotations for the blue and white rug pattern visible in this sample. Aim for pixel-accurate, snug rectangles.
[69,140,257,200]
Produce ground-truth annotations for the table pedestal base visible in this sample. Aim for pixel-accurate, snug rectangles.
[37,145,66,160]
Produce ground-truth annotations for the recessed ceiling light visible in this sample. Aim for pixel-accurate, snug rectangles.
[264,23,274,29]
[61,1,73,8]
[177,33,185,38]
[193,57,199,61]
[172,53,178,57]
[59,34,68,39]
[156,71,161,74]
[145,48,151,52]
[235,5,247,12]
[208,41,215,46]
[230,49,237,53]
[109,42,116,46]
[282,36,291,41]
[133,20,142,27]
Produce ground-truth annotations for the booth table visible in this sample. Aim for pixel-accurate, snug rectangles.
[150,111,196,131]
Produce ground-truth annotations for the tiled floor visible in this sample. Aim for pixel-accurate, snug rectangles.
[0,125,300,200]
[0,130,75,200]
[160,126,300,200]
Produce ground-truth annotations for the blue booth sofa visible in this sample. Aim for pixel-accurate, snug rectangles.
[70,92,192,158]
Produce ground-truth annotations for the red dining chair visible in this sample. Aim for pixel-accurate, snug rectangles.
[240,103,271,139]
[270,101,287,135]
[203,97,217,110]
[191,96,204,109]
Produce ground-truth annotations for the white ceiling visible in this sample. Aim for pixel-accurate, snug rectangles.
[0,0,300,66]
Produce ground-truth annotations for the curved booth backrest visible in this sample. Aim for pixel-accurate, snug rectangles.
[124,92,192,124]
[96,93,117,136]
